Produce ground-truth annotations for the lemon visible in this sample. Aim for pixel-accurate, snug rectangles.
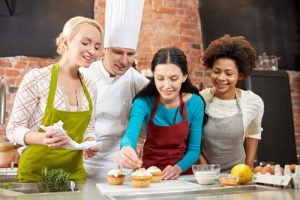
[231,164,253,184]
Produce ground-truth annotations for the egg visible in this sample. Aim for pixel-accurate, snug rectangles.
[270,165,275,172]
[261,166,274,175]
[289,164,296,173]
[253,166,263,174]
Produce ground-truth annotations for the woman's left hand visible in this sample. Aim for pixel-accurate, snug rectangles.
[162,165,182,180]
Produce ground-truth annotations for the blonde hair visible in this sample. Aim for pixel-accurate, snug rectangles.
[56,16,104,56]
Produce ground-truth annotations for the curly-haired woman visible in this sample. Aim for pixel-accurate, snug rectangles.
[200,35,264,172]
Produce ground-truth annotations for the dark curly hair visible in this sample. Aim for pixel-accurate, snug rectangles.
[203,35,256,77]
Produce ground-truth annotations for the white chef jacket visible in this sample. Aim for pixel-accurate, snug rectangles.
[80,60,149,179]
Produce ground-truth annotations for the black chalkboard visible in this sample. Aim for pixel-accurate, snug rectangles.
[0,0,95,58]
[199,0,300,71]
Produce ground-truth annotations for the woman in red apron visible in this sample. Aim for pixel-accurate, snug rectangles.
[116,47,205,180]
[6,17,103,182]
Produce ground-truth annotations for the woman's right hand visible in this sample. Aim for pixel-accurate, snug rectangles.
[116,146,142,169]
[199,154,208,164]
[43,130,70,148]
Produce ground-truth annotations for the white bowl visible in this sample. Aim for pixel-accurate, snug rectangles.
[192,164,221,185]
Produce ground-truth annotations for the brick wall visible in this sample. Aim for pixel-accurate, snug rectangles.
[287,71,300,160]
[0,57,56,141]
[0,0,299,161]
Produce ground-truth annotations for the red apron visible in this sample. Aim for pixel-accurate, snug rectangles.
[142,94,193,174]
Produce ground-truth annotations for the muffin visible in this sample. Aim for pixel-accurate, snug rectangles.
[107,169,126,185]
[147,166,162,183]
[289,164,297,173]
[131,168,152,188]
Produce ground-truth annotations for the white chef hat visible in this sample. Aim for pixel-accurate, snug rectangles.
[104,0,144,50]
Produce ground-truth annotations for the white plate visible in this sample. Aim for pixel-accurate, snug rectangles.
[96,180,202,196]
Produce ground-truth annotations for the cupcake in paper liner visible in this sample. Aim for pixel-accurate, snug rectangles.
[131,168,152,188]
[107,169,126,185]
[147,166,162,183]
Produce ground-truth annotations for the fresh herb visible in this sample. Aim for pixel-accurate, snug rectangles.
[37,168,71,192]
[0,183,13,190]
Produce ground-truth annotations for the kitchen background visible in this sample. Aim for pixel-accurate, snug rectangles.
[0,0,299,163]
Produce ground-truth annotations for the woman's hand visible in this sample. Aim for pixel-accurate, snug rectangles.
[162,165,182,180]
[116,146,142,169]
[84,145,100,159]
[43,130,70,148]
[199,154,208,164]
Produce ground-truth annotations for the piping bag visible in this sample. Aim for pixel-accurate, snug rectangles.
[40,120,101,150]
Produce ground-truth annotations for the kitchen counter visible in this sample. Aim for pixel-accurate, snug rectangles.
[0,178,299,200]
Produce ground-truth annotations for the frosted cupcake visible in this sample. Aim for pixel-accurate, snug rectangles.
[131,168,152,188]
[147,166,162,183]
[107,169,126,185]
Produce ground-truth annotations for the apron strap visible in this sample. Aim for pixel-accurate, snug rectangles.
[79,74,93,111]
[209,88,242,111]
[149,96,160,122]
[150,93,188,124]
[45,63,93,112]
[45,63,59,111]
[172,93,188,124]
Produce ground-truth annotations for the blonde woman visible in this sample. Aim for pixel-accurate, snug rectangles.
[6,16,103,182]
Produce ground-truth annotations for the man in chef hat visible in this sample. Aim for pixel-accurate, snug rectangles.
[81,0,149,179]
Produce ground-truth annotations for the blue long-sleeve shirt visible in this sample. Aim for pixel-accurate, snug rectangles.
[120,94,205,172]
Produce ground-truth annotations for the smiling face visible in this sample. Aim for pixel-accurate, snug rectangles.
[102,47,136,76]
[211,58,244,99]
[65,23,102,67]
[154,63,187,105]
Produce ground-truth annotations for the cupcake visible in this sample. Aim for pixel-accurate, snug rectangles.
[107,169,126,185]
[147,166,162,183]
[131,168,152,188]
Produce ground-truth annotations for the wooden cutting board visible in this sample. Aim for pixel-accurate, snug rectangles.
[96,179,202,196]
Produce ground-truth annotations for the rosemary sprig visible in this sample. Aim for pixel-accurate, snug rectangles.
[0,183,13,190]
[37,168,71,192]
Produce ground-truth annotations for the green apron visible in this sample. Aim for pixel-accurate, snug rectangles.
[18,63,92,182]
